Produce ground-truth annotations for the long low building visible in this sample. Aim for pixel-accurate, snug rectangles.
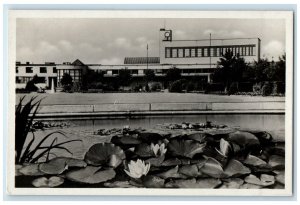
[15,28,261,89]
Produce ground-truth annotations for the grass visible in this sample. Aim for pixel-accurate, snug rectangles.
[15,96,81,164]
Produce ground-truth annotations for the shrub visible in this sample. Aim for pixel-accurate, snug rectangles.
[25,80,38,92]
[262,82,273,96]
[205,83,225,94]
[186,82,196,92]
[145,84,150,92]
[228,82,239,95]
[72,82,82,92]
[169,79,186,93]
[150,82,162,92]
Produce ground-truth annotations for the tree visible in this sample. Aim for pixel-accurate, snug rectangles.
[165,67,181,83]
[144,69,155,82]
[274,54,286,83]
[117,69,132,89]
[82,69,104,90]
[60,73,73,92]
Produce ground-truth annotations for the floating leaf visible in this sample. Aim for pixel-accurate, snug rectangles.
[167,139,206,158]
[138,131,166,142]
[243,154,267,167]
[224,159,251,177]
[135,143,153,157]
[145,155,165,167]
[66,166,115,184]
[39,157,87,175]
[179,164,201,177]
[268,155,285,169]
[84,143,125,168]
[161,158,182,167]
[244,174,275,187]
[111,135,141,147]
[220,178,244,189]
[241,130,273,145]
[156,165,186,179]
[32,176,64,187]
[204,128,235,136]
[18,164,44,176]
[142,175,165,188]
[104,181,137,188]
[275,171,285,185]
[228,131,260,147]
[165,178,221,188]
[200,157,224,178]
[185,132,206,143]
[240,183,262,189]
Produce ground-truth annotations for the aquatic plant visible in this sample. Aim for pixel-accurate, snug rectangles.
[15,96,81,164]
[124,159,150,179]
[150,143,167,157]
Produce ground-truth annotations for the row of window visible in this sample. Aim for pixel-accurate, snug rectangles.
[107,69,213,75]
[16,76,46,84]
[16,67,57,74]
[165,45,256,58]
[58,69,82,82]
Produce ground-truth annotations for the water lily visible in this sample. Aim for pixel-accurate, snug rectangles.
[124,159,150,179]
[151,143,167,157]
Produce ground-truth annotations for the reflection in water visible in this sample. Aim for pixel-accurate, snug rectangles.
[70,114,285,132]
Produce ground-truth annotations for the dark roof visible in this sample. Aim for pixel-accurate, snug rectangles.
[124,57,160,64]
[72,59,85,66]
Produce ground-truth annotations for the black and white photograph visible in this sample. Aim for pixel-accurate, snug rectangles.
[7,10,293,196]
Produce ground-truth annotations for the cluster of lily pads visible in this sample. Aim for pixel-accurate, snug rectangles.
[16,122,285,189]
[31,121,71,131]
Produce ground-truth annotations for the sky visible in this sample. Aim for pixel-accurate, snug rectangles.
[16,18,286,64]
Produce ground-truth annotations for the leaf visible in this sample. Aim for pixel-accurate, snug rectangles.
[145,155,165,167]
[220,178,244,189]
[138,131,165,143]
[244,174,275,187]
[217,138,231,157]
[179,164,201,177]
[224,159,251,177]
[185,132,206,143]
[66,166,116,184]
[156,165,186,179]
[84,143,125,167]
[275,171,285,185]
[268,155,285,169]
[142,175,165,188]
[111,135,141,146]
[165,178,221,188]
[161,158,182,167]
[243,154,267,167]
[167,139,206,158]
[18,164,44,176]
[32,176,64,188]
[104,181,137,188]
[200,157,224,178]
[240,183,262,189]
[39,157,87,175]
[134,143,154,157]
[227,131,260,148]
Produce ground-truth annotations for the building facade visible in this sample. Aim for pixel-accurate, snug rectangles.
[15,28,261,89]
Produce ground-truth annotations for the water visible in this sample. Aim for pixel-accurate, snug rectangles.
[29,114,285,160]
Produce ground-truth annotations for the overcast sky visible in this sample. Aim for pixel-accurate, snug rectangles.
[16,18,286,64]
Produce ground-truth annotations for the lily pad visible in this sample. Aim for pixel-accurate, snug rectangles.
[165,178,221,188]
[227,131,260,147]
[39,157,87,175]
[200,157,224,178]
[142,175,165,188]
[84,143,125,168]
[66,166,116,184]
[145,155,165,167]
[244,174,275,187]
[224,159,251,177]
[243,154,267,167]
[18,164,44,176]
[138,130,166,142]
[179,164,201,177]
[204,128,235,136]
[32,176,64,188]
[167,139,206,158]
[240,183,262,189]
[275,171,285,185]
[104,181,137,188]
[134,143,153,157]
[268,155,285,169]
[185,132,206,143]
[156,165,187,179]
[161,158,182,167]
[111,135,141,146]
[220,178,244,189]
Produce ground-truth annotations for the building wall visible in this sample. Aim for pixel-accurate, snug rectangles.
[159,29,260,65]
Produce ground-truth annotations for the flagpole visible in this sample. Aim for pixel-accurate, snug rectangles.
[147,44,149,70]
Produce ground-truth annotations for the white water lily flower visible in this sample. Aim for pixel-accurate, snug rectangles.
[124,159,150,179]
[151,143,167,157]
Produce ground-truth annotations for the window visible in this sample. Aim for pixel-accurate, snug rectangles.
[184,48,190,57]
[178,48,184,58]
[40,67,47,73]
[165,48,171,58]
[26,67,33,73]
[131,70,138,75]
[203,48,209,57]
[112,70,118,75]
[197,48,203,57]
[16,67,18,73]
[53,67,57,73]
[191,48,196,57]
[172,48,178,58]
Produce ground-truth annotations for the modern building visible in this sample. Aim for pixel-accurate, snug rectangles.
[15,28,261,89]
